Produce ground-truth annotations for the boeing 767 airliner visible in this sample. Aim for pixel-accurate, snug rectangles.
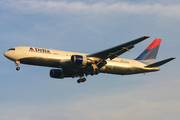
[4,36,175,83]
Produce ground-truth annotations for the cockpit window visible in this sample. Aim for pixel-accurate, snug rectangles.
[8,48,15,51]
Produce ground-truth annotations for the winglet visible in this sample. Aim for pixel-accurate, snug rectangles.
[144,36,150,38]
[145,57,176,67]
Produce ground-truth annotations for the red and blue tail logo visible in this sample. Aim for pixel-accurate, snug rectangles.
[135,38,161,64]
[29,47,34,52]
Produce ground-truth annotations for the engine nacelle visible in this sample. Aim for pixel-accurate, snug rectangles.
[71,55,87,66]
[50,69,70,79]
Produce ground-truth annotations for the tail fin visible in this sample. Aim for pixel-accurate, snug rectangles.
[135,38,161,64]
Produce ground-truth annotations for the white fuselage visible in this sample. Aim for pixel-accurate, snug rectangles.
[4,46,160,75]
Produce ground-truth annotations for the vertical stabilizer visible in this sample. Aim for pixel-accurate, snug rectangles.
[135,38,161,64]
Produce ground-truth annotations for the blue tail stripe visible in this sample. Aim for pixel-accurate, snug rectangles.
[135,45,160,60]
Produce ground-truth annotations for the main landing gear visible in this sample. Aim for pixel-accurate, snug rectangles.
[15,61,20,71]
[77,77,86,83]
[90,68,99,76]
[77,68,100,84]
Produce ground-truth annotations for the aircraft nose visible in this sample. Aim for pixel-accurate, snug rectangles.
[4,51,8,57]
[4,51,13,60]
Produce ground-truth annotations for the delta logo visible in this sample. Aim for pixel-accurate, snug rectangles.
[29,48,34,51]
[29,47,51,54]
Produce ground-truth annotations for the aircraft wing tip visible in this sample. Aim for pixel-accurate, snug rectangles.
[144,36,150,38]
[172,57,176,59]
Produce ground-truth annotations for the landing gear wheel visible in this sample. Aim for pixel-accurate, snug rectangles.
[77,79,82,83]
[16,67,20,71]
[77,78,86,83]
[82,78,86,82]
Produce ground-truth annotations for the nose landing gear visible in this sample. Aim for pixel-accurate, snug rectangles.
[16,67,20,71]
[15,61,20,71]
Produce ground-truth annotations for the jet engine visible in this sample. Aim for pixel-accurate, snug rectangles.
[71,55,87,66]
[50,69,71,79]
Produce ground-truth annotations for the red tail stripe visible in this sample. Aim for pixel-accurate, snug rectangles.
[145,38,161,50]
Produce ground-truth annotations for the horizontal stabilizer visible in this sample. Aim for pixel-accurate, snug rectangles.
[145,57,176,67]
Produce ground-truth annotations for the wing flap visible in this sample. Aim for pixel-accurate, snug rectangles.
[145,57,176,67]
[108,45,134,60]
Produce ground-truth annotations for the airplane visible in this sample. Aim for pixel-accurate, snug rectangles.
[4,36,175,83]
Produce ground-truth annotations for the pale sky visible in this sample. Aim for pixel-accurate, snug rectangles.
[0,0,180,120]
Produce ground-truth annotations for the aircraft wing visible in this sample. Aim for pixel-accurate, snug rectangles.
[87,36,150,60]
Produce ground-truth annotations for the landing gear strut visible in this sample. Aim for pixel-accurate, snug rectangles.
[15,61,20,71]
[91,68,99,75]
[77,78,86,83]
